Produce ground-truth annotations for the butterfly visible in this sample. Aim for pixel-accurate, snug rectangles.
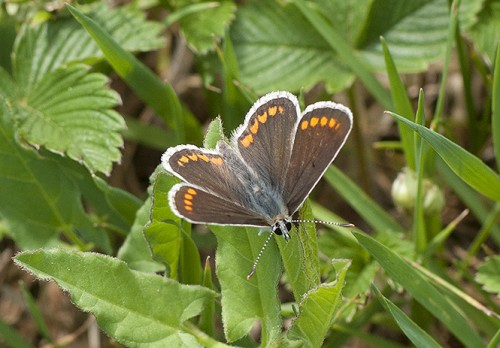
[161,91,353,245]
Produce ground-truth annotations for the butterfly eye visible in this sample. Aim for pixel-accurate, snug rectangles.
[285,221,292,231]
[272,223,283,235]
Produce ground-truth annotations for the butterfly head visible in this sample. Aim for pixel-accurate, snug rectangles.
[271,217,292,241]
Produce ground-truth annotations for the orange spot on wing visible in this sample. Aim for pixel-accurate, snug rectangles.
[310,117,319,127]
[250,119,259,134]
[268,106,278,116]
[198,154,209,162]
[185,205,193,212]
[211,157,223,165]
[240,134,254,148]
[278,106,284,113]
[188,154,198,161]
[329,118,337,129]
[301,120,309,130]
[184,199,192,206]
[320,116,328,127]
[187,188,197,195]
[258,112,268,123]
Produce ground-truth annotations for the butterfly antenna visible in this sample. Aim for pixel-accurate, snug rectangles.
[247,232,274,280]
[291,219,355,228]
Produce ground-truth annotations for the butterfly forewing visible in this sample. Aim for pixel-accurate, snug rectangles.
[169,184,268,226]
[235,92,300,191]
[283,102,353,214]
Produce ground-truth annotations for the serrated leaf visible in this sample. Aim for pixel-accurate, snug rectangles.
[0,101,110,250]
[230,1,353,94]
[14,65,125,175]
[211,225,281,343]
[13,3,163,90]
[372,285,442,348]
[287,262,349,348]
[354,231,484,347]
[389,112,500,201]
[476,255,500,295]
[177,1,236,54]
[67,4,189,144]
[14,249,217,348]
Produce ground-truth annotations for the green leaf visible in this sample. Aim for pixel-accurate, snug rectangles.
[117,195,164,273]
[381,37,416,169]
[230,1,354,94]
[13,3,163,90]
[176,1,236,54]
[67,4,188,144]
[0,101,110,250]
[211,225,281,343]
[144,171,183,278]
[354,231,485,348]
[372,285,441,348]
[91,175,143,228]
[476,255,500,295]
[358,0,482,71]
[467,0,500,63]
[388,112,500,201]
[291,0,392,108]
[288,261,349,348]
[203,116,225,149]
[277,201,320,301]
[14,65,125,175]
[14,249,217,347]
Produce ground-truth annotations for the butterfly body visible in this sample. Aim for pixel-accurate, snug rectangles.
[162,91,352,240]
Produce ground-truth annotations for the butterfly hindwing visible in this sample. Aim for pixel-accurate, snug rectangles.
[283,102,353,214]
[169,184,268,227]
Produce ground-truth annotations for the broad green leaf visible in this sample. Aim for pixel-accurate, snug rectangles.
[372,285,442,348]
[291,0,392,108]
[14,65,125,175]
[0,101,110,250]
[67,4,189,144]
[0,66,17,99]
[354,231,485,347]
[358,0,482,71]
[287,261,349,347]
[211,225,281,344]
[230,1,354,94]
[468,0,500,63]
[13,3,163,91]
[476,255,500,295]
[389,112,500,201]
[277,201,320,301]
[14,249,217,347]
[91,175,143,228]
[176,0,236,54]
[324,166,404,233]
